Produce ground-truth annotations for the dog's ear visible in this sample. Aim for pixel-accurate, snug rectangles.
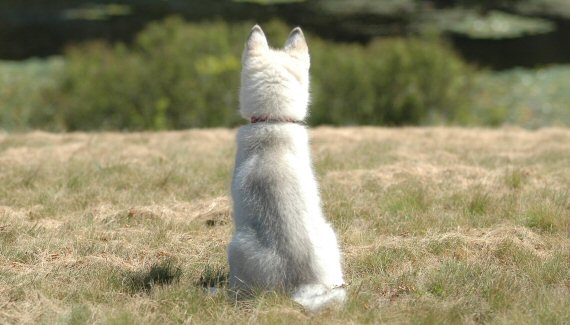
[244,25,268,54]
[284,27,309,65]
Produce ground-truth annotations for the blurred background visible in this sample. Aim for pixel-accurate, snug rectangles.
[1,0,569,131]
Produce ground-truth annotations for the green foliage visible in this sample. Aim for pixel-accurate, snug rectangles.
[27,17,475,130]
[43,17,250,130]
[14,17,570,130]
[311,37,473,125]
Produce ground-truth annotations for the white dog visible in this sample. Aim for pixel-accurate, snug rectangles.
[228,25,346,312]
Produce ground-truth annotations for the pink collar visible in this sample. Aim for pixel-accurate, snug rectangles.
[250,116,304,124]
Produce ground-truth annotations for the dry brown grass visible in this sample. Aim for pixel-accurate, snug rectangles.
[0,127,569,324]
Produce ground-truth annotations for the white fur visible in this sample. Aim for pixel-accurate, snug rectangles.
[239,26,310,122]
[228,25,346,312]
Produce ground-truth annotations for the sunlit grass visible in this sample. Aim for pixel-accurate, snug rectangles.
[0,127,569,324]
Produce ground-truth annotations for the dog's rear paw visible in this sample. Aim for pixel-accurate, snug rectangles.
[293,284,346,312]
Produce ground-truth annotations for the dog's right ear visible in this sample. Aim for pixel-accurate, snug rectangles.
[244,25,268,54]
[284,27,310,67]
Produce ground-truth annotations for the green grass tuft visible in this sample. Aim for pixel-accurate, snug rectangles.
[505,168,527,190]
[524,205,558,233]
[197,265,228,288]
[467,189,491,216]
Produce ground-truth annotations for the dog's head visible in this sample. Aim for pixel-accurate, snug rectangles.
[239,25,310,122]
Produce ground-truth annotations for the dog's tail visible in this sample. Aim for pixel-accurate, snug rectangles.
[292,284,346,312]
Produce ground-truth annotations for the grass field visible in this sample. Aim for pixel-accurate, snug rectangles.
[0,127,569,324]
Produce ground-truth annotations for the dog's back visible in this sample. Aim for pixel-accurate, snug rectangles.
[230,123,317,289]
[228,25,345,312]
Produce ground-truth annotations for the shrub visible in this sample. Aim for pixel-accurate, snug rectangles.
[43,18,249,130]
[38,17,473,130]
[310,37,473,125]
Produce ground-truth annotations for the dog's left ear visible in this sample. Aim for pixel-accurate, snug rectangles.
[245,25,269,54]
[284,27,310,66]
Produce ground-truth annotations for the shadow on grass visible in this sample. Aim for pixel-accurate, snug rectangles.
[121,260,182,293]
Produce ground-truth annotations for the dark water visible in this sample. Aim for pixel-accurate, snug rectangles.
[450,18,570,69]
